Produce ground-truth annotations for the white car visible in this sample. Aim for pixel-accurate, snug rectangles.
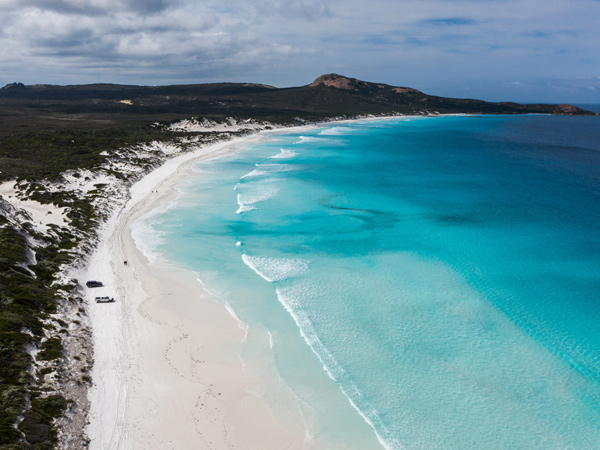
[95,296,115,303]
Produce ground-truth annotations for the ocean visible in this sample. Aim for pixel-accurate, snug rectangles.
[133,112,600,449]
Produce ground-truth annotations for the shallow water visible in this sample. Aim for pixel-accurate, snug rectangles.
[134,114,600,449]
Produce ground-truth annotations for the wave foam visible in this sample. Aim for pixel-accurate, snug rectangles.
[130,217,169,266]
[275,284,405,450]
[294,136,322,144]
[241,168,269,179]
[241,163,297,180]
[270,148,299,159]
[241,255,309,282]
[236,184,280,214]
[259,163,297,172]
[319,126,356,136]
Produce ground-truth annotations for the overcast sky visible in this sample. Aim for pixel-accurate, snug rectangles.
[0,0,599,102]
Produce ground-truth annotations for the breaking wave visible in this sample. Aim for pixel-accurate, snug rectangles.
[270,148,299,159]
[275,284,403,450]
[241,163,298,180]
[241,255,309,282]
[294,136,323,144]
[236,184,280,214]
[319,126,357,135]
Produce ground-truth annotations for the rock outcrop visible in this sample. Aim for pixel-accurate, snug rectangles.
[310,73,360,90]
[1,81,25,90]
[309,73,420,94]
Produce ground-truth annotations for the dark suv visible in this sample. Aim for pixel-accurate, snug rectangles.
[86,281,103,288]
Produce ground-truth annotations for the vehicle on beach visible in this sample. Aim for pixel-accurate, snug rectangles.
[95,296,115,303]
[86,280,103,288]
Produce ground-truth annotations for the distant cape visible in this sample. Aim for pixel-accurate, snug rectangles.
[1,74,597,118]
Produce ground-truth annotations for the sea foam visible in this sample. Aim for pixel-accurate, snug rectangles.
[270,148,299,159]
[275,284,403,450]
[236,184,280,214]
[241,163,297,179]
[240,168,269,179]
[241,255,309,282]
[131,212,171,266]
[294,136,323,144]
[319,126,356,135]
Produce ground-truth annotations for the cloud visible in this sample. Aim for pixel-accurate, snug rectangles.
[255,0,333,21]
[2,0,176,16]
[421,17,478,26]
[544,77,600,94]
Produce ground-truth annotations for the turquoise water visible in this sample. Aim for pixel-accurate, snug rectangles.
[135,114,600,449]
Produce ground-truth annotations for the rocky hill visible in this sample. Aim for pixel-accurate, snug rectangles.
[0,73,595,125]
[0,73,595,182]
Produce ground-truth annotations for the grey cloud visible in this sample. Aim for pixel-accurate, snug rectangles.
[254,0,332,21]
[544,77,600,94]
[524,29,578,40]
[35,29,95,50]
[125,0,174,14]
[10,0,175,16]
[490,77,600,102]
[421,17,478,26]
[21,1,99,15]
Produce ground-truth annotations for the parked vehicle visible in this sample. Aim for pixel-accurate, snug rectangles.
[86,280,103,288]
[95,296,115,303]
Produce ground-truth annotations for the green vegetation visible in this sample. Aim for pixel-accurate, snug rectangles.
[0,224,40,448]
[37,339,62,362]
[32,395,68,421]
[0,219,85,448]
[0,125,171,181]
[18,394,68,448]
[0,196,90,448]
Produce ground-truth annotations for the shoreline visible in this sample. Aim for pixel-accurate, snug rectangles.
[7,114,407,448]
[78,127,322,449]
[2,111,596,448]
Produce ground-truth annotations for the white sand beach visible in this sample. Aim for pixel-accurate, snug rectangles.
[78,132,318,450]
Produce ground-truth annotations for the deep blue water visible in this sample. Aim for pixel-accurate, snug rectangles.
[135,114,600,449]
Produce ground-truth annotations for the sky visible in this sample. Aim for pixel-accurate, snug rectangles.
[0,0,599,103]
